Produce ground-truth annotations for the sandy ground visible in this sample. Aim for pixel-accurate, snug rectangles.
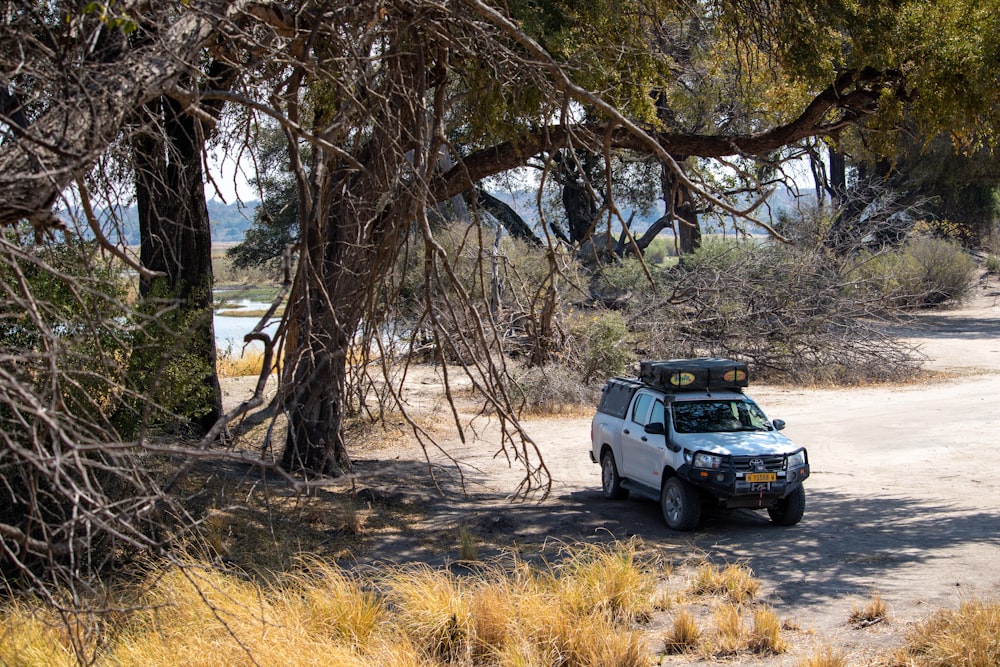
[222,272,1000,664]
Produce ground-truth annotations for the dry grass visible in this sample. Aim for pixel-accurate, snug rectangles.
[5,543,996,667]
[699,602,788,658]
[748,606,789,654]
[849,589,890,628]
[688,561,760,604]
[216,347,269,378]
[707,601,747,656]
[0,603,79,666]
[458,525,479,561]
[549,541,660,624]
[0,544,657,667]
[798,646,849,667]
[886,598,1000,667]
[663,608,701,654]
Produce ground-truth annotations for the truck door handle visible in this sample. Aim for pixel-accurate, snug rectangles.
[623,429,630,435]
[641,436,648,442]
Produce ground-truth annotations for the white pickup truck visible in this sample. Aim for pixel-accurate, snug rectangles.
[589,359,810,530]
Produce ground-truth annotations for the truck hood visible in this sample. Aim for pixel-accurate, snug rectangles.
[673,430,800,457]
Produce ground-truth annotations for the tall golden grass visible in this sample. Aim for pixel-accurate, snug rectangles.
[1,544,655,667]
[4,546,997,667]
[887,598,1000,667]
[216,347,269,378]
[687,561,760,604]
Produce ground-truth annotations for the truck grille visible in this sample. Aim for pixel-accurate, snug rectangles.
[731,454,785,473]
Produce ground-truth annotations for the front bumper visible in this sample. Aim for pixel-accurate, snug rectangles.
[678,452,810,508]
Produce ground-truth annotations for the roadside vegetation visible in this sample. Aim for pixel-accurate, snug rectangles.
[4,541,997,666]
[5,1,1000,663]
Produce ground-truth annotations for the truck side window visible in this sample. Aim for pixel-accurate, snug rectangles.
[651,400,665,428]
[631,393,653,424]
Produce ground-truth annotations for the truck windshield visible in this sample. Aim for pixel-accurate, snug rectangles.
[672,399,772,434]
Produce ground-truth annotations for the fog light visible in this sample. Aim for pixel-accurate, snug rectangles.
[716,473,726,482]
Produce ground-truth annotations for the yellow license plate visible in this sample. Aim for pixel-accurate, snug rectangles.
[746,472,777,483]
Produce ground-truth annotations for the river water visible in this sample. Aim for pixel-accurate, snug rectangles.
[214,298,279,355]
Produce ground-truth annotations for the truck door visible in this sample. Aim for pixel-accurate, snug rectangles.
[620,391,654,480]
[631,398,668,487]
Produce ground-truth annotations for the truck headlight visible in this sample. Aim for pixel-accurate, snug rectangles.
[786,450,806,469]
[693,452,722,469]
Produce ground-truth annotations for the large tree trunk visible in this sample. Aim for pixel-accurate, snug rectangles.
[662,160,701,254]
[277,17,434,476]
[281,316,352,474]
[560,150,600,244]
[133,95,222,433]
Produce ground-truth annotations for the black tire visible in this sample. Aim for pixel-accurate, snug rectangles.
[600,451,628,499]
[660,476,701,531]
[768,485,806,526]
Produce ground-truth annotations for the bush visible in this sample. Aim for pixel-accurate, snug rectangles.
[595,237,922,385]
[574,310,634,383]
[506,364,596,415]
[848,236,977,309]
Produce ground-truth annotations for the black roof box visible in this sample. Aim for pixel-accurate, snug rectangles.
[638,358,749,391]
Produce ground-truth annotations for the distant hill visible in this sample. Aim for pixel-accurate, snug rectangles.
[207,199,260,242]
[63,199,260,245]
[488,187,818,238]
[63,185,815,246]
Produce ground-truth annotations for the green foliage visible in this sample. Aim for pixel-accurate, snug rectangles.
[986,254,1000,274]
[0,234,145,584]
[600,257,657,297]
[114,279,218,436]
[0,234,131,422]
[503,0,673,123]
[226,126,299,270]
[847,236,977,309]
[590,235,923,384]
[643,236,676,265]
[893,0,1000,149]
[574,310,634,383]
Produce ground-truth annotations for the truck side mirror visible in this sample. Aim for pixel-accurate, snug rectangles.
[772,419,786,431]
[644,422,665,435]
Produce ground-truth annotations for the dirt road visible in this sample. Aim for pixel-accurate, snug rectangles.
[225,273,1000,663]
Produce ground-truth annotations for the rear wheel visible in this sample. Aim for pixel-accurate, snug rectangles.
[768,485,806,526]
[660,476,701,531]
[601,451,628,499]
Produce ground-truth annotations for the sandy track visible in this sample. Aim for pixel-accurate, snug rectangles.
[224,273,1000,663]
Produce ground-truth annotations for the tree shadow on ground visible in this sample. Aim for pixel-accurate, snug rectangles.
[193,451,999,614]
[321,456,1000,609]
[886,313,1000,340]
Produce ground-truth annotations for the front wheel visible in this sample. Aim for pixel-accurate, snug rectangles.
[661,477,701,531]
[601,451,628,499]
[767,485,806,526]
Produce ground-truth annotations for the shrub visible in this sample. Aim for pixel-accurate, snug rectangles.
[506,364,596,415]
[574,310,634,383]
[849,236,977,309]
[598,235,923,385]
